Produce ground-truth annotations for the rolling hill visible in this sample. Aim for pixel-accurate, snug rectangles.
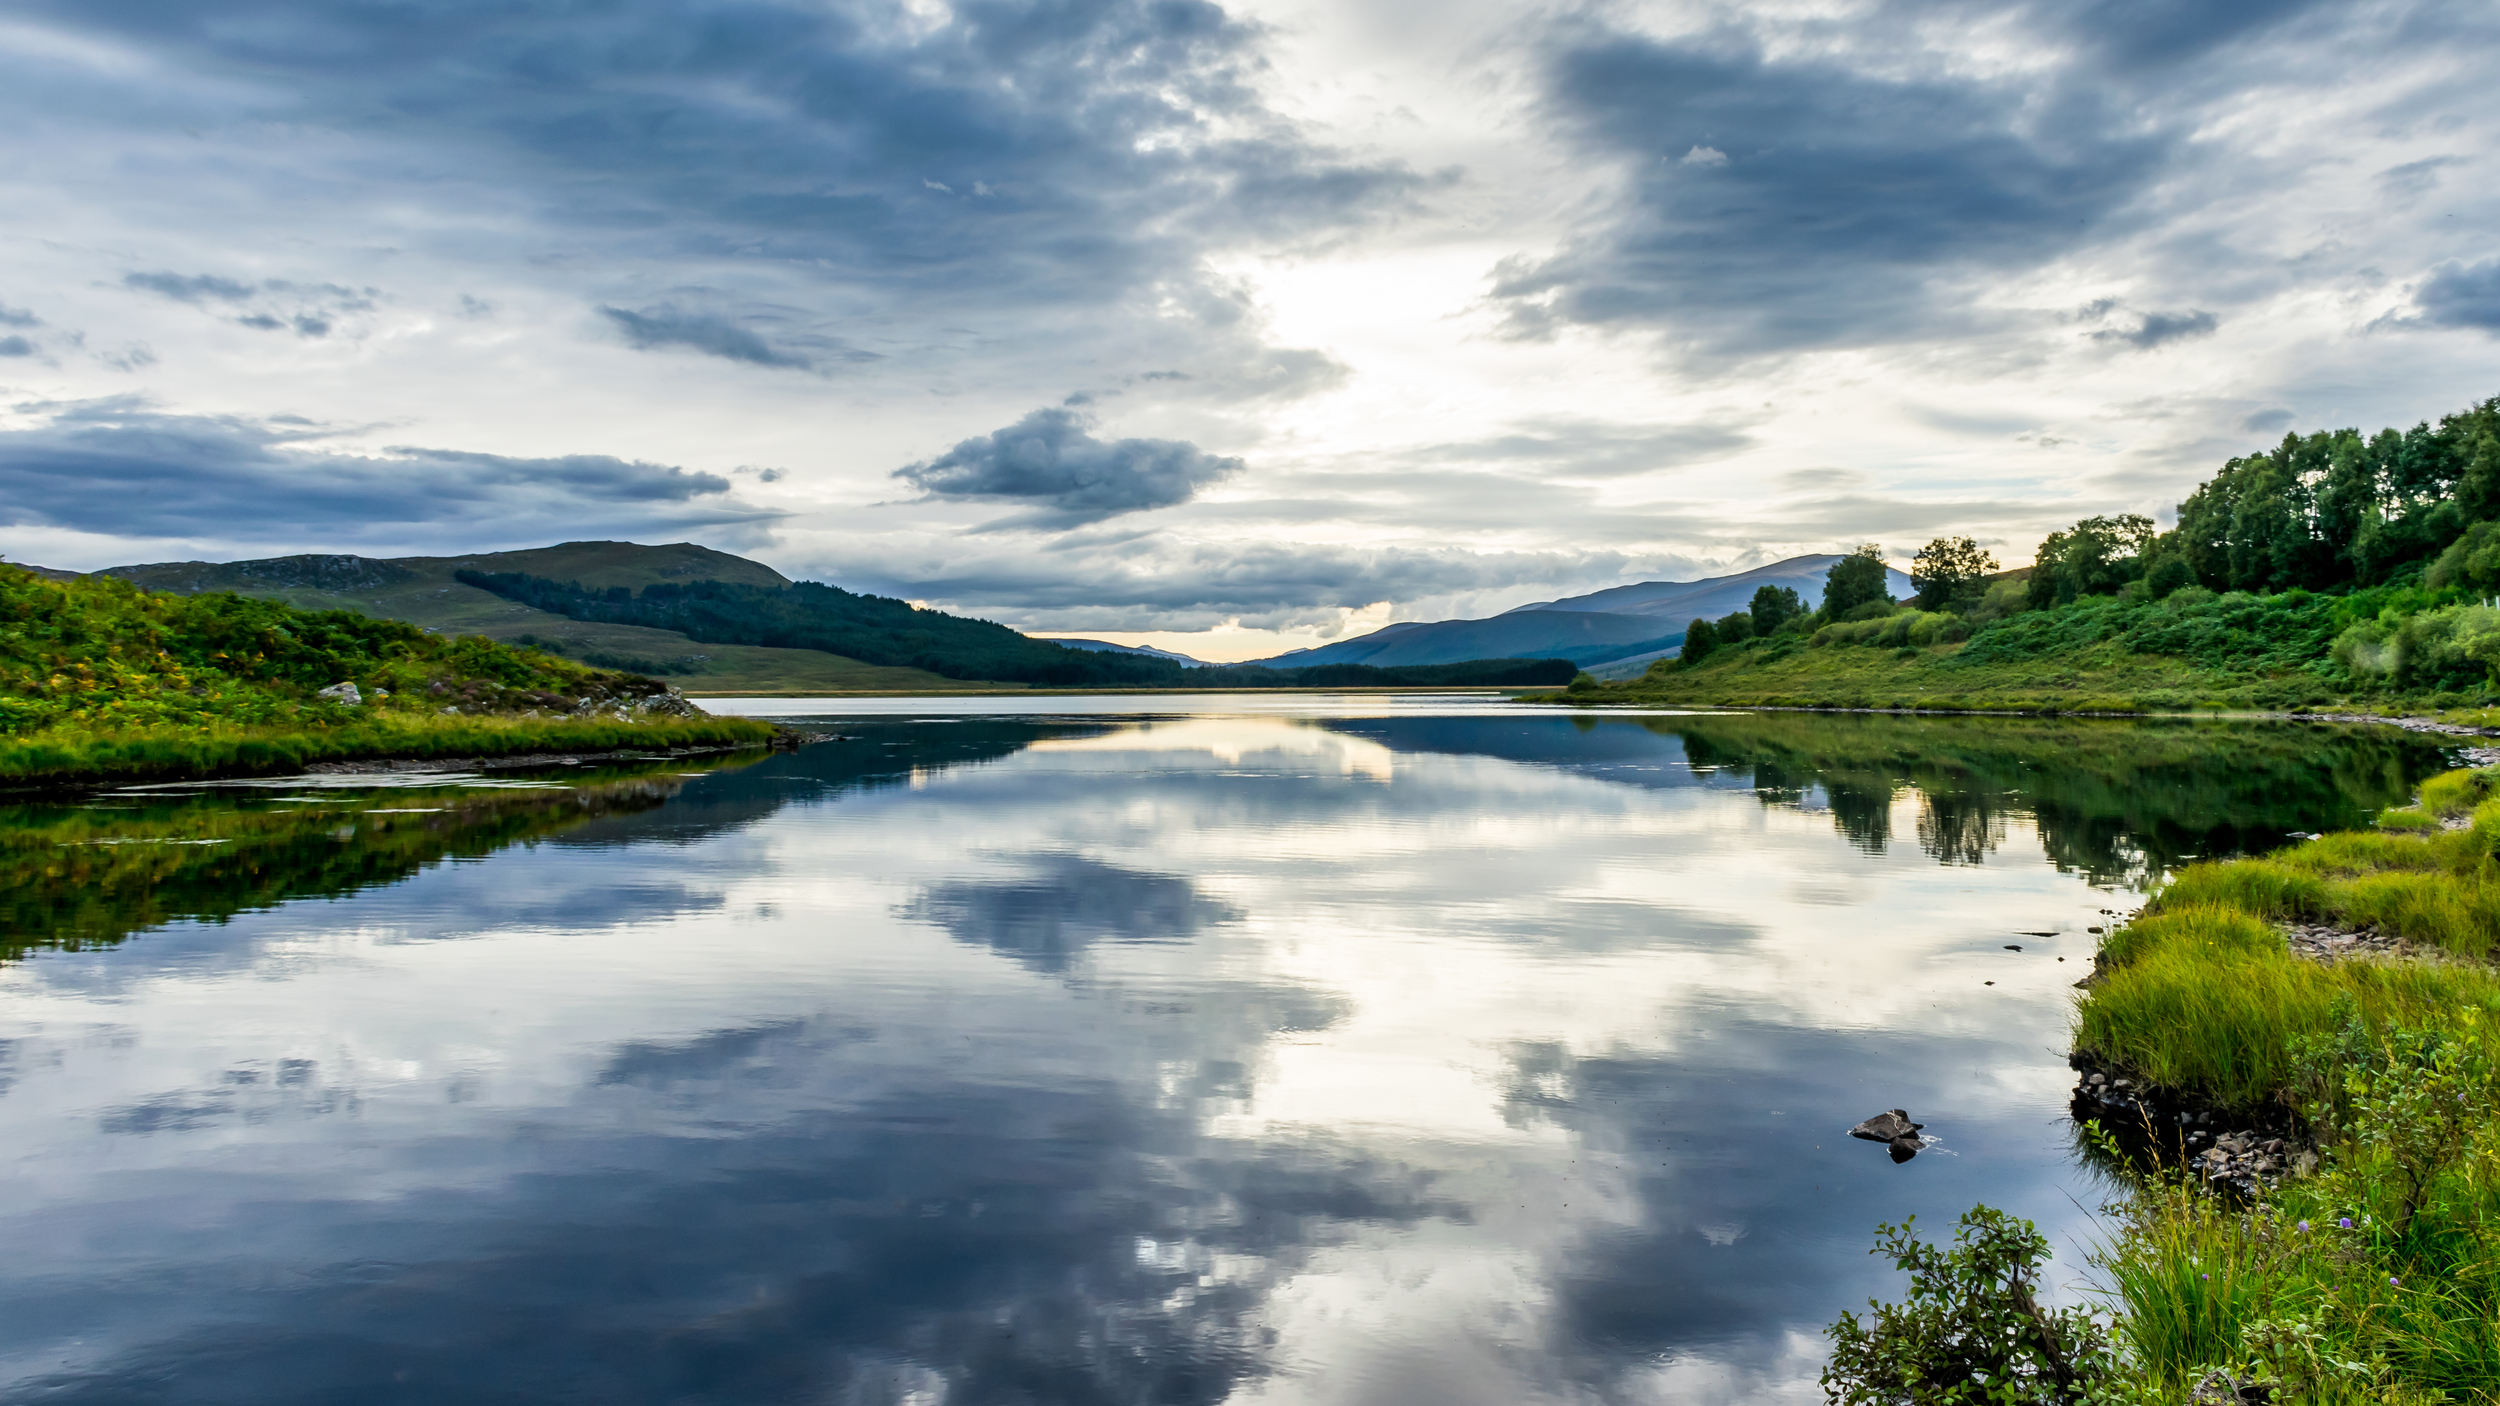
[100,543,965,693]
[1253,555,1919,672]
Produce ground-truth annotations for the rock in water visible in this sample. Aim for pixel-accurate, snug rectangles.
[1849,1109,1923,1144]
[1888,1136,1921,1163]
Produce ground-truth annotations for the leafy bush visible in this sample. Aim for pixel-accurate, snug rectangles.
[1823,1207,2129,1405]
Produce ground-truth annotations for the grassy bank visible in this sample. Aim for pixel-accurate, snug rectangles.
[2069,767,2500,1400]
[1569,575,2500,717]
[0,563,777,783]
[1833,767,2500,1401]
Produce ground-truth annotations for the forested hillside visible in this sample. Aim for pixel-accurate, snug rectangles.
[1587,394,2500,712]
[0,565,773,780]
[458,570,1576,689]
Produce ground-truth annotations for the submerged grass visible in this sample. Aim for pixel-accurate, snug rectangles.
[2060,765,2500,1400]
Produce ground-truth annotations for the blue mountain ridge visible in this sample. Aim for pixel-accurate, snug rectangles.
[1244,555,1917,671]
[1044,638,1212,667]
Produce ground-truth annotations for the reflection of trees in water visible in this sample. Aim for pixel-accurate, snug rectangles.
[1,720,1089,962]
[1666,714,2448,886]
[1827,779,1898,854]
[1917,790,2007,867]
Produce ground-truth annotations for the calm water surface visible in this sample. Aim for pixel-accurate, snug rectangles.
[0,702,2452,1403]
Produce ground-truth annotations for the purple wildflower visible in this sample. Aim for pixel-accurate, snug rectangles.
[2339,1217,2353,1228]
[2296,1220,2310,1232]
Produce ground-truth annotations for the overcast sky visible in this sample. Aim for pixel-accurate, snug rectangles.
[2,0,2496,659]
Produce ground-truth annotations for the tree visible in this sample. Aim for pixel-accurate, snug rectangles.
[1910,537,1997,613]
[1715,609,1754,643]
[1679,617,1718,664]
[2143,553,2194,598]
[1822,546,1892,620]
[2026,515,2156,606]
[1750,584,1806,634]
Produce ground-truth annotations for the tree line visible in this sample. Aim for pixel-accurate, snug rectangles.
[1676,393,2500,669]
[2034,395,2500,602]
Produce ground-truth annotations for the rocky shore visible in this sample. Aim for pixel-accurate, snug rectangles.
[2068,1050,2312,1194]
[2069,910,2458,1193]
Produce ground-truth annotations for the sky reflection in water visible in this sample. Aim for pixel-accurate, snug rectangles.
[0,709,2451,1403]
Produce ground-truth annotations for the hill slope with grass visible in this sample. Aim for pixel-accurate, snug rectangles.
[102,542,962,693]
[0,563,774,782]
[1569,394,2500,715]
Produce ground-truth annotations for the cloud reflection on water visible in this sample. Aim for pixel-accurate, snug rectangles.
[0,711,2457,1402]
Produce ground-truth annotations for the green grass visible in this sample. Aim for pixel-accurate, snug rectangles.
[0,563,778,782]
[96,543,974,694]
[0,713,774,783]
[2065,766,2500,1400]
[1574,582,2500,715]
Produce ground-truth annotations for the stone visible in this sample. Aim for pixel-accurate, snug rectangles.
[315,682,362,706]
[1850,1109,1924,1145]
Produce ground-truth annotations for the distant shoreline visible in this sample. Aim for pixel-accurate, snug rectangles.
[680,684,1570,699]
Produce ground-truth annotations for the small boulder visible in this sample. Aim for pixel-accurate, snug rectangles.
[1851,1109,1924,1147]
[315,682,362,706]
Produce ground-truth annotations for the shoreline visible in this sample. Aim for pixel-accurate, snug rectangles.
[0,717,791,794]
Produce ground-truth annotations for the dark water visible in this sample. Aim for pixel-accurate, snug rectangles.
[0,703,2450,1404]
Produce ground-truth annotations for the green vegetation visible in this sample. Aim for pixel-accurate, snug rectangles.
[459,568,1185,685]
[1837,765,2500,1400]
[459,568,1574,688]
[1581,395,2500,713]
[0,563,776,782]
[102,542,969,694]
[1823,1207,2128,1405]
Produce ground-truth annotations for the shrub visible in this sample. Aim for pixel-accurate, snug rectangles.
[1823,1207,2127,1405]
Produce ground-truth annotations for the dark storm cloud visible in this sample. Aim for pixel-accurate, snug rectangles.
[1496,29,2167,355]
[36,0,1425,325]
[894,407,1244,528]
[0,401,779,546]
[1494,0,2362,357]
[2415,258,2500,332]
[598,305,825,370]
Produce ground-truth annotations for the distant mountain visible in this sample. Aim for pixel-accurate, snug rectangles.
[1259,611,1685,670]
[99,540,1569,691]
[1508,555,1916,621]
[1,561,81,583]
[1250,555,1919,671]
[1048,638,1211,667]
